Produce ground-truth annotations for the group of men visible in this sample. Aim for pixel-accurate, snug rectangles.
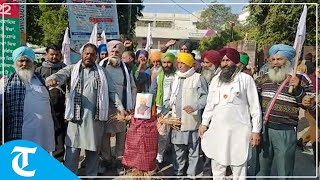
[2,38,318,179]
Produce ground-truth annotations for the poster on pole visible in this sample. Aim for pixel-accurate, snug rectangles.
[19,0,26,45]
[0,0,21,76]
[66,0,119,63]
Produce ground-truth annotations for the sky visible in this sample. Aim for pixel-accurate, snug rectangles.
[142,0,249,15]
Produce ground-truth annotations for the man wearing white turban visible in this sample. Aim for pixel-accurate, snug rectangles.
[99,40,137,174]
[255,44,314,177]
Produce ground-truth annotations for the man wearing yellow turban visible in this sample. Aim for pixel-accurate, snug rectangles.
[166,52,208,177]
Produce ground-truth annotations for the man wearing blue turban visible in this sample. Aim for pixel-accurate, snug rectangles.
[3,46,59,153]
[255,44,314,177]
[97,44,108,64]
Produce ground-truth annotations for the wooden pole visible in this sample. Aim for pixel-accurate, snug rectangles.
[288,35,303,93]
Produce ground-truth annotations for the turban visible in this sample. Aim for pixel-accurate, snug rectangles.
[149,51,162,62]
[179,40,194,52]
[12,46,35,62]
[219,48,240,64]
[136,50,149,59]
[161,52,175,63]
[201,50,222,67]
[240,53,249,65]
[107,40,125,54]
[177,52,194,67]
[98,44,107,54]
[269,44,296,64]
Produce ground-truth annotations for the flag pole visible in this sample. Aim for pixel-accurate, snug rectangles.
[288,35,302,93]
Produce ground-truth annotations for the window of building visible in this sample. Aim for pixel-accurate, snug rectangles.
[137,20,153,27]
[155,21,173,28]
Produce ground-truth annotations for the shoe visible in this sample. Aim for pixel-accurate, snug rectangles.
[117,167,125,175]
[297,138,306,151]
[156,153,163,164]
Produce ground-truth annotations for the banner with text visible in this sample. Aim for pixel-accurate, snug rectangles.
[67,0,119,64]
[0,0,20,76]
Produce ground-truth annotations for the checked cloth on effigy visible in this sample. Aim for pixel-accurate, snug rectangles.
[122,116,159,171]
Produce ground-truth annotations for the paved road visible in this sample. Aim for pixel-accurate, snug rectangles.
[78,109,319,179]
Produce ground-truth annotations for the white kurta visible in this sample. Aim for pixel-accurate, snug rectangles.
[23,76,55,152]
[201,72,261,166]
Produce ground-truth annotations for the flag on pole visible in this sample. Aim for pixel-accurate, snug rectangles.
[62,27,71,65]
[89,23,98,46]
[293,5,307,53]
[101,30,107,44]
[145,23,153,51]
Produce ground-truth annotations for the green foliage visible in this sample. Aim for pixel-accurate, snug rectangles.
[247,0,319,49]
[198,29,243,53]
[196,0,239,32]
[38,0,67,46]
[116,0,144,39]
[26,0,43,45]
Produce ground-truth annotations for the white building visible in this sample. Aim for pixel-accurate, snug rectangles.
[135,12,209,50]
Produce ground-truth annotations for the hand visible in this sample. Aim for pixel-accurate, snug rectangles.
[123,40,133,48]
[120,110,128,117]
[139,58,147,65]
[289,76,300,88]
[302,95,315,108]
[46,79,59,87]
[183,106,194,114]
[165,39,176,47]
[198,125,208,138]
[250,132,261,147]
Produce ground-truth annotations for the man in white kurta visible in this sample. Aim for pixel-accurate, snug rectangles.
[46,43,126,176]
[199,48,261,180]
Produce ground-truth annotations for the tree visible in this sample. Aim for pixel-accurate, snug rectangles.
[38,0,67,46]
[247,0,318,49]
[26,0,44,45]
[116,0,144,39]
[198,29,243,53]
[196,0,239,32]
[26,0,144,45]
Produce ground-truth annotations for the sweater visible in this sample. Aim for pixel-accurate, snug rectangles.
[255,73,313,130]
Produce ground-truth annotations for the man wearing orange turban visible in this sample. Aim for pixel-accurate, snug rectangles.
[150,51,163,82]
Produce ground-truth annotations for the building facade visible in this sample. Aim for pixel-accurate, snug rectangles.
[135,12,209,50]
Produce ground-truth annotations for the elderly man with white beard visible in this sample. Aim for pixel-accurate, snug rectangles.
[255,44,313,177]
[99,40,137,174]
[199,48,261,179]
[3,46,59,152]
[201,50,223,85]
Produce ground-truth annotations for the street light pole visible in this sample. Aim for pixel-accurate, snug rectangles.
[229,21,235,41]
[128,0,132,35]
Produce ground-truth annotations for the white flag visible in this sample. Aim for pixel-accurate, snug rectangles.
[145,23,153,51]
[89,23,98,46]
[293,5,307,51]
[62,27,71,65]
[101,30,107,45]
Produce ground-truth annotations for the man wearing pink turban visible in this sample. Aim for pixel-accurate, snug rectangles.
[201,50,223,84]
[200,48,261,179]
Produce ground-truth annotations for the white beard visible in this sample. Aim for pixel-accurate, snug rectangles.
[201,65,217,83]
[15,66,35,83]
[201,68,215,83]
[109,56,121,67]
[268,63,290,83]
